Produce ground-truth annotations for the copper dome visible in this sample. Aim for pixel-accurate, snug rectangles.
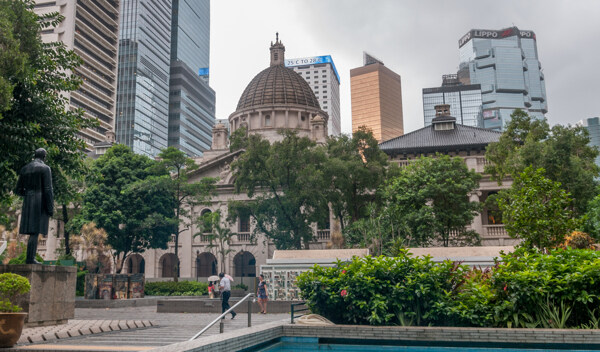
[236,65,321,111]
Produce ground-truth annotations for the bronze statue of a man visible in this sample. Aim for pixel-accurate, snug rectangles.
[15,148,54,264]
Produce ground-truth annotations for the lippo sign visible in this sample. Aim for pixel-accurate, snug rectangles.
[459,28,536,47]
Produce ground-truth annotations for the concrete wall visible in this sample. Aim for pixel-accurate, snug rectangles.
[0,265,76,327]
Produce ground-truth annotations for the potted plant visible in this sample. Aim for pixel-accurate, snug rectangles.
[0,272,31,348]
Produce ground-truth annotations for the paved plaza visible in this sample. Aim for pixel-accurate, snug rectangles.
[11,306,289,352]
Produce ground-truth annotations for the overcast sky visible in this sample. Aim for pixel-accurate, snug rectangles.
[209,0,600,135]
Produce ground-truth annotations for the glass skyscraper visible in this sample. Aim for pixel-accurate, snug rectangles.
[586,117,600,168]
[116,0,214,157]
[116,0,171,157]
[423,75,483,127]
[168,0,216,157]
[458,27,547,131]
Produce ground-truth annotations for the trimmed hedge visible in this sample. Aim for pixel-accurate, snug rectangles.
[144,281,208,296]
[297,248,600,328]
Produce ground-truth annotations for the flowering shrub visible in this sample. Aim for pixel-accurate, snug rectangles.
[296,251,466,326]
[297,248,600,328]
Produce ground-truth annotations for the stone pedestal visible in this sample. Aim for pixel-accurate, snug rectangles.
[0,265,76,327]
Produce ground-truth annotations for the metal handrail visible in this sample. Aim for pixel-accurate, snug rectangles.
[290,301,309,324]
[189,293,255,340]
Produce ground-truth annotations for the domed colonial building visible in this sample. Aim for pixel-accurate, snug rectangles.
[129,36,334,280]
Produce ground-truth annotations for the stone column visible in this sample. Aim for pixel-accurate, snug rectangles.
[469,191,483,238]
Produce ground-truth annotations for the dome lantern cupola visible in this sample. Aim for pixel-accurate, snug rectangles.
[270,32,285,66]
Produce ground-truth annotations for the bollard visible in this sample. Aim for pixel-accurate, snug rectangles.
[219,319,224,333]
[248,299,252,327]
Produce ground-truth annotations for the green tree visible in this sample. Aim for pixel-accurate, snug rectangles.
[323,126,390,231]
[230,130,328,249]
[80,145,176,273]
[197,210,234,273]
[0,0,95,206]
[156,147,215,280]
[486,110,599,214]
[583,193,600,241]
[497,167,578,250]
[381,155,482,247]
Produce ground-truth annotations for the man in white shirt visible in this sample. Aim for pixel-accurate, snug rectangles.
[218,272,236,319]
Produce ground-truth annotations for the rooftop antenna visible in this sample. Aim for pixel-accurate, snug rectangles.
[276,32,279,41]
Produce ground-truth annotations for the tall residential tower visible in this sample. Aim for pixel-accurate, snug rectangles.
[350,53,403,142]
[458,27,547,130]
[34,0,120,150]
[285,55,341,136]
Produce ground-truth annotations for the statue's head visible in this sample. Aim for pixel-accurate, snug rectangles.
[34,148,47,161]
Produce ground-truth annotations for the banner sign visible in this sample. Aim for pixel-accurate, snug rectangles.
[459,28,536,48]
[285,55,340,83]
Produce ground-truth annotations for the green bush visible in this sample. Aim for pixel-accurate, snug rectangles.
[76,270,88,297]
[298,248,600,329]
[144,281,208,296]
[297,251,467,326]
[233,283,248,291]
[0,273,31,312]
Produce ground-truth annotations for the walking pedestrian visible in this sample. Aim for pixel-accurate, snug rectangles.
[257,274,268,314]
[219,273,236,319]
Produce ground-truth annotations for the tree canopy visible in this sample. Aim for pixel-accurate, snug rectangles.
[230,130,329,249]
[154,146,215,279]
[485,109,599,214]
[323,126,390,231]
[80,145,176,273]
[497,167,578,250]
[0,0,95,206]
[376,154,482,248]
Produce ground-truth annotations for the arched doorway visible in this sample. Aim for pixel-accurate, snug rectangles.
[159,253,179,278]
[233,251,256,278]
[126,254,145,274]
[196,252,217,277]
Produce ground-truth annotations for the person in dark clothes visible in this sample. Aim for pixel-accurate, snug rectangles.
[219,272,236,319]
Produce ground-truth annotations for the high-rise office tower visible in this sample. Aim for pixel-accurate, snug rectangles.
[34,0,120,150]
[285,56,341,136]
[168,0,216,156]
[350,53,403,142]
[458,27,548,130]
[116,0,171,157]
[423,74,483,127]
[115,0,214,157]
[586,117,600,168]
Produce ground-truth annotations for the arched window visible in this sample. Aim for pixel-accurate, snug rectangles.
[265,114,271,127]
[233,251,256,277]
[159,253,179,278]
[196,252,217,277]
[200,209,212,233]
[126,254,145,274]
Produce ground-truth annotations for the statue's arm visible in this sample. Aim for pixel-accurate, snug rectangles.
[43,166,54,216]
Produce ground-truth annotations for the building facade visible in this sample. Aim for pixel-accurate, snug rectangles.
[458,27,548,131]
[115,0,172,157]
[423,75,483,128]
[34,0,120,150]
[351,53,403,142]
[285,55,341,136]
[168,0,215,156]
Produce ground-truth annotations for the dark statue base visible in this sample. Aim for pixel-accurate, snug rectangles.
[0,265,76,327]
